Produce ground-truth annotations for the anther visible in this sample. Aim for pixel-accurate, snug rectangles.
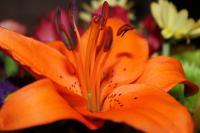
[55,8,77,50]
[117,24,134,37]
[92,1,109,29]
[102,26,113,52]
[93,15,101,23]
[100,1,109,29]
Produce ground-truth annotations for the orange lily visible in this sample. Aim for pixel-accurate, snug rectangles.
[0,2,198,133]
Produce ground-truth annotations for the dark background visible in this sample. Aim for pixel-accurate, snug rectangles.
[0,0,199,35]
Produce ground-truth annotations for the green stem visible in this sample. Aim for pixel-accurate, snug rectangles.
[162,42,170,56]
[87,91,92,111]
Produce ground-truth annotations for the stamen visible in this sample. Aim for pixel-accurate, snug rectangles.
[55,7,87,97]
[55,8,77,50]
[72,21,87,96]
[91,26,113,80]
[89,1,110,76]
[68,0,81,47]
[90,26,113,111]
[95,50,112,111]
[117,24,134,37]
[70,0,78,22]
[103,27,113,52]
[100,1,109,29]
[68,1,87,96]
[94,26,112,58]
[90,26,112,89]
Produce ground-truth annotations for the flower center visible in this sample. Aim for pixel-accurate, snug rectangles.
[56,1,113,112]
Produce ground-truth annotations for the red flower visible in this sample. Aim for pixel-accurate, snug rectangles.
[141,16,163,55]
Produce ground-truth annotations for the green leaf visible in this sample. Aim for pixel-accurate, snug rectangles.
[4,56,19,77]
[173,50,200,67]
[194,93,200,131]
[172,50,200,131]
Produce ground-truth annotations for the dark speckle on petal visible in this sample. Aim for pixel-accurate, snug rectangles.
[133,97,138,100]
[120,104,124,107]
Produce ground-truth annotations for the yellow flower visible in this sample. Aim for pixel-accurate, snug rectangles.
[79,0,134,22]
[151,0,200,40]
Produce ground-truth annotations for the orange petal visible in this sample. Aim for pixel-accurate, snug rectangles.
[136,56,199,96]
[102,18,148,85]
[47,41,76,66]
[83,84,194,133]
[0,28,81,95]
[0,79,95,131]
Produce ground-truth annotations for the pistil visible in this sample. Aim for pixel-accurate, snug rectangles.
[91,26,113,111]
[95,27,113,111]
[85,16,102,111]
[85,2,110,111]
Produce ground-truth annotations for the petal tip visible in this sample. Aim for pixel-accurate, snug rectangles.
[183,81,199,97]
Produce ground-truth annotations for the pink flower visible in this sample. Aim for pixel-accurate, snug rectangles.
[0,19,26,34]
[35,9,84,42]
[34,9,63,42]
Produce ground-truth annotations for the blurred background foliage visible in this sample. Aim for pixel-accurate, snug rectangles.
[0,0,199,34]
